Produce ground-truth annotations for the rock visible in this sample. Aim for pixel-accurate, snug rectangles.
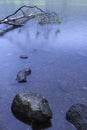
[31,120,52,129]
[20,55,28,59]
[16,68,31,82]
[11,91,52,123]
[66,104,87,130]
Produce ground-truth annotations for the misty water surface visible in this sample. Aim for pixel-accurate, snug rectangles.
[0,0,87,130]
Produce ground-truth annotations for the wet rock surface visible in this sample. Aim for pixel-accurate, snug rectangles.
[66,104,87,130]
[16,68,31,82]
[11,91,52,123]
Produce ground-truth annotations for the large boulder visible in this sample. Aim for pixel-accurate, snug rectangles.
[11,91,52,123]
[66,104,87,130]
[16,68,31,82]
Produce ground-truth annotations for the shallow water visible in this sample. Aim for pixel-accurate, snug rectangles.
[0,0,87,130]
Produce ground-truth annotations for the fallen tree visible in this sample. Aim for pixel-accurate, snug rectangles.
[0,5,61,26]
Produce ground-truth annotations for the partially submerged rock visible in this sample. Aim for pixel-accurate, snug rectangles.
[16,68,31,82]
[66,104,87,130]
[11,91,52,123]
[20,55,28,59]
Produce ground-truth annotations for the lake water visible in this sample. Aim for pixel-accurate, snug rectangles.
[0,0,87,130]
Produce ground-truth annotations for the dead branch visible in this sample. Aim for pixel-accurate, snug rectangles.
[0,5,46,26]
[0,5,60,27]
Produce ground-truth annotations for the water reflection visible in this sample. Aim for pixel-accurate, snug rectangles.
[0,25,20,36]
[0,22,60,39]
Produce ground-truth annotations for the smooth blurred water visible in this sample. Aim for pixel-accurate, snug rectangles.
[0,0,87,130]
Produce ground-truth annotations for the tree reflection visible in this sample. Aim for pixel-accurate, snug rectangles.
[0,22,60,39]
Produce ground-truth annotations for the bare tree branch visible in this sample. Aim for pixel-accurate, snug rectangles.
[0,5,60,27]
[0,5,46,26]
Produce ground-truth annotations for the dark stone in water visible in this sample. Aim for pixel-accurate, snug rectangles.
[20,55,28,59]
[11,91,52,123]
[16,68,31,82]
[66,104,87,130]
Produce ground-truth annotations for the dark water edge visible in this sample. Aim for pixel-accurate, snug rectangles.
[0,1,87,130]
